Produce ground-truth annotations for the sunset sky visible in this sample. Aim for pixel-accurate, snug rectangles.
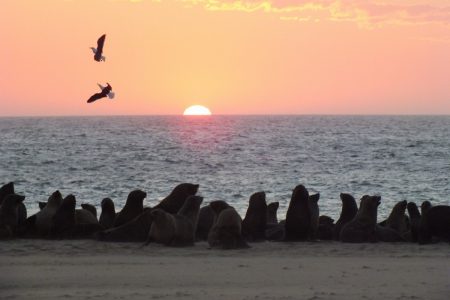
[1,0,449,116]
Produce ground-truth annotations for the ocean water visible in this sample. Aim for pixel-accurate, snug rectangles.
[0,116,449,220]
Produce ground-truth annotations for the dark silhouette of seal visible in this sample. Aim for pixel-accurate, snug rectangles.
[208,200,249,249]
[317,215,334,240]
[266,202,279,225]
[418,205,450,244]
[284,185,310,241]
[153,183,199,214]
[35,190,63,236]
[81,203,97,219]
[308,193,320,240]
[50,195,76,239]
[99,198,116,229]
[97,208,152,242]
[406,202,421,242]
[340,195,380,243]
[242,191,267,241]
[0,182,15,205]
[421,201,432,216]
[39,202,47,210]
[147,195,203,246]
[333,193,358,240]
[0,194,25,238]
[196,205,214,241]
[381,200,409,234]
[113,190,147,227]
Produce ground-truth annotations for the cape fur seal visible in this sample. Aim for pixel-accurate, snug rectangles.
[308,193,320,240]
[333,193,358,240]
[196,205,214,241]
[113,190,147,227]
[0,182,26,226]
[318,215,334,240]
[34,190,63,236]
[147,195,203,246]
[381,200,408,234]
[50,195,76,238]
[0,194,26,238]
[99,198,116,229]
[266,202,279,225]
[208,200,249,249]
[0,182,15,205]
[418,205,450,244]
[406,202,421,242]
[340,195,380,243]
[242,191,267,241]
[153,183,199,214]
[97,208,153,242]
[421,201,432,216]
[81,203,97,219]
[284,185,311,241]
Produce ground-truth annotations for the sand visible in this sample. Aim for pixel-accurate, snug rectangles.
[0,240,449,300]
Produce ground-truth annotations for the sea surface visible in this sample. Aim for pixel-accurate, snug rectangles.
[0,116,449,219]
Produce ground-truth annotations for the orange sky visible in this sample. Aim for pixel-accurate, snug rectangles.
[1,0,449,116]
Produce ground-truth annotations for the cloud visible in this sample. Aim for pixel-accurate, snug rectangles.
[167,0,450,28]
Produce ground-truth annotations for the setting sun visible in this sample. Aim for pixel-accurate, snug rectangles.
[183,105,212,116]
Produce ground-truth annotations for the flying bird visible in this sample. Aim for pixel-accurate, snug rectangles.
[90,34,106,62]
[87,83,115,103]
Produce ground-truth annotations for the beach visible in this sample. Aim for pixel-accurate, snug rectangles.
[1,240,449,300]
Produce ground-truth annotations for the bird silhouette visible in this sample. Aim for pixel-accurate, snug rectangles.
[90,34,106,62]
[87,83,114,103]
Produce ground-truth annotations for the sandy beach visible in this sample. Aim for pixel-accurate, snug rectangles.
[1,240,448,300]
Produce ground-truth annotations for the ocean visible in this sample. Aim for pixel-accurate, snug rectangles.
[1,115,449,220]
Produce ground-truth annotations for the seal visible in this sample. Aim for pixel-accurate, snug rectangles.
[308,193,320,240]
[38,202,47,210]
[0,194,26,238]
[208,200,249,249]
[340,195,380,243]
[81,203,97,219]
[420,201,432,216]
[317,215,334,240]
[406,202,421,242]
[50,194,76,239]
[418,205,450,244]
[381,200,408,234]
[284,184,310,241]
[147,195,203,246]
[0,182,15,205]
[266,202,279,225]
[97,208,153,242]
[113,189,147,227]
[99,198,116,229]
[153,183,199,214]
[34,190,63,236]
[333,193,358,240]
[196,205,214,241]
[242,191,267,241]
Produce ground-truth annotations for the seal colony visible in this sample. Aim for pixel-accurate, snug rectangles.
[0,181,449,246]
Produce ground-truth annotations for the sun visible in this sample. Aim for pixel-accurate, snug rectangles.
[183,105,212,116]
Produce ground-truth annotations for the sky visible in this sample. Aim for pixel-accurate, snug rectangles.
[0,0,449,116]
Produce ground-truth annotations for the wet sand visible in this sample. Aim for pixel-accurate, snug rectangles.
[0,240,449,300]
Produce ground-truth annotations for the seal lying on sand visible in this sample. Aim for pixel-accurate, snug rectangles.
[208,200,249,249]
[81,203,97,219]
[196,205,214,241]
[153,183,199,214]
[113,190,147,227]
[308,193,320,240]
[333,193,358,240]
[284,185,311,241]
[34,191,63,237]
[0,194,26,238]
[242,191,267,241]
[340,195,380,243]
[418,205,450,244]
[317,215,334,240]
[99,198,115,229]
[146,195,203,246]
[50,195,76,238]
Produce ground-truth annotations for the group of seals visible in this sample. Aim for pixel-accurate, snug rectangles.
[1,181,449,246]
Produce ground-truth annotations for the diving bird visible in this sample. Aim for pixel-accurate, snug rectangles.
[90,34,106,62]
[87,83,115,103]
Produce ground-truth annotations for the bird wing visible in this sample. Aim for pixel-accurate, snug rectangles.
[87,92,107,103]
[97,83,105,91]
[96,34,106,54]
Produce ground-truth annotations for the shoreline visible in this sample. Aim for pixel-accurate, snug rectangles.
[1,240,449,300]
